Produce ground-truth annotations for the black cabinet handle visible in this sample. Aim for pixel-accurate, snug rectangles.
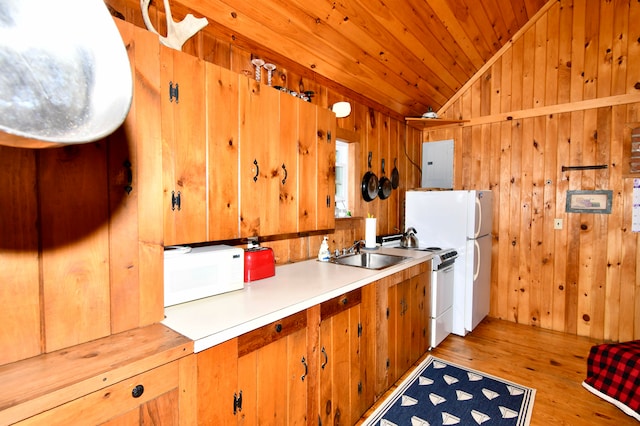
[132,384,144,398]
[253,159,259,182]
[321,346,328,370]
[275,323,282,333]
[123,160,133,194]
[281,163,288,185]
[301,356,308,381]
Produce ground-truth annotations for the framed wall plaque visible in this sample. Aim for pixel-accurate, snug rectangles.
[566,190,613,214]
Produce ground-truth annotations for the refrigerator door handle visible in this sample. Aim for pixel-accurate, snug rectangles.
[473,239,480,280]
[474,196,482,239]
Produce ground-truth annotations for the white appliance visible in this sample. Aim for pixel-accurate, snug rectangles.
[428,249,457,348]
[405,189,493,336]
[164,245,245,307]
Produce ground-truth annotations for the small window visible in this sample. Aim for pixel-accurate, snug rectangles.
[335,140,349,217]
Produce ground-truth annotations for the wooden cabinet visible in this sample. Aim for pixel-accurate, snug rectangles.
[206,63,240,240]
[161,44,207,246]
[318,288,365,426]
[16,358,191,426]
[297,100,317,232]
[1,324,194,426]
[374,261,431,396]
[317,106,336,231]
[195,260,430,425]
[278,92,300,234]
[298,101,336,233]
[197,311,308,425]
[239,78,302,237]
[387,263,431,382]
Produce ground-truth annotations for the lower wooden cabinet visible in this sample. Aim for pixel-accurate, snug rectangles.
[374,261,432,396]
[196,260,431,425]
[197,310,308,425]
[318,288,365,426]
[387,263,431,385]
[14,355,194,426]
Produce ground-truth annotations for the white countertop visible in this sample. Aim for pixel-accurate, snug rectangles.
[162,247,432,352]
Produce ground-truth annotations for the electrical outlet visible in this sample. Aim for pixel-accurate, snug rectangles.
[554,218,563,230]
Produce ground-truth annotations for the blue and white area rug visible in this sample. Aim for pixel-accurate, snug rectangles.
[362,356,536,426]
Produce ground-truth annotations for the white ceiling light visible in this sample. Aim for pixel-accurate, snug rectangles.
[331,101,352,118]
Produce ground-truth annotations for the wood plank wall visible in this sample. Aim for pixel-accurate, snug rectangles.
[425,0,640,342]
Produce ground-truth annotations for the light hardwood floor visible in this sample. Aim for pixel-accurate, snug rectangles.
[358,317,636,425]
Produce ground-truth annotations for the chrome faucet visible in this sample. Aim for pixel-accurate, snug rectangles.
[345,240,365,255]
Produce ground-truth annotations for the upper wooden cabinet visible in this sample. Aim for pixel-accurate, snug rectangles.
[317,107,337,231]
[239,77,297,237]
[161,45,207,246]
[206,63,240,240]
[298,100,317,232]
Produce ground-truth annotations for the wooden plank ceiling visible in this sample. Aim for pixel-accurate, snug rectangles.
[171,0,549,118]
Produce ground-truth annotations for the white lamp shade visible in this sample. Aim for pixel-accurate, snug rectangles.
[331,101,352,118]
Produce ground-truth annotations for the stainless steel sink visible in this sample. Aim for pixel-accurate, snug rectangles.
[328,252,411,270]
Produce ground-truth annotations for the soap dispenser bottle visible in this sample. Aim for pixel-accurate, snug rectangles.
[318,236,330,262]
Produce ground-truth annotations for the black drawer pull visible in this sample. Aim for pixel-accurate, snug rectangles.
[132,384,144,398]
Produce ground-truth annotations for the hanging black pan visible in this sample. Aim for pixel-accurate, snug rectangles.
[391,158,400,189]
[378,158,392,200]
[361,151,378,202]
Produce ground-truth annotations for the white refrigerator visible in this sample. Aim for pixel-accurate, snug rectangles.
[405,189,493,336]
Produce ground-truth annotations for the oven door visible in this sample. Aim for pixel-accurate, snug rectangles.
[432,263,454,317]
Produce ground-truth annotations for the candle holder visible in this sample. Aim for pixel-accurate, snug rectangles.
[251,58,265,82]
[263,63,276,86]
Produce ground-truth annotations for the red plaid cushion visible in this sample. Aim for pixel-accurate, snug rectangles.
[584,340,640,415]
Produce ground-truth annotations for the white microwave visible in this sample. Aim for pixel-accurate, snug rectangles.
[164,245,245,307]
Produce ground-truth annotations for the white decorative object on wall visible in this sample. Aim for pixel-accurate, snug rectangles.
[0,0,133,147]
[141,0,208,51]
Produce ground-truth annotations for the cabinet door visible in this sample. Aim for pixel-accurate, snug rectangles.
[317,107,336,230]
[391,277,413,377]
[239,78,280,237]
[109,19,164,334]
[237,311,308,425]
[197,338,239,425]
[297,100,317,232]
[319,289,363,426]
[161,45,206,246]
[385,264,431,387]
[206,63,240,240]
[410,264,431,361]
[278,92,299,234]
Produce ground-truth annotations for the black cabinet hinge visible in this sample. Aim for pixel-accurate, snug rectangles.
[169,81,179,103]
[171,190,181,211]
[233,390,242,415]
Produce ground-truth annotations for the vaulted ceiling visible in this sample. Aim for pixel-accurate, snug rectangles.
[171,0,549,118]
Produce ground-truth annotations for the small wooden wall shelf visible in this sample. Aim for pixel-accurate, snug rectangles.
[405,117,469,130]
